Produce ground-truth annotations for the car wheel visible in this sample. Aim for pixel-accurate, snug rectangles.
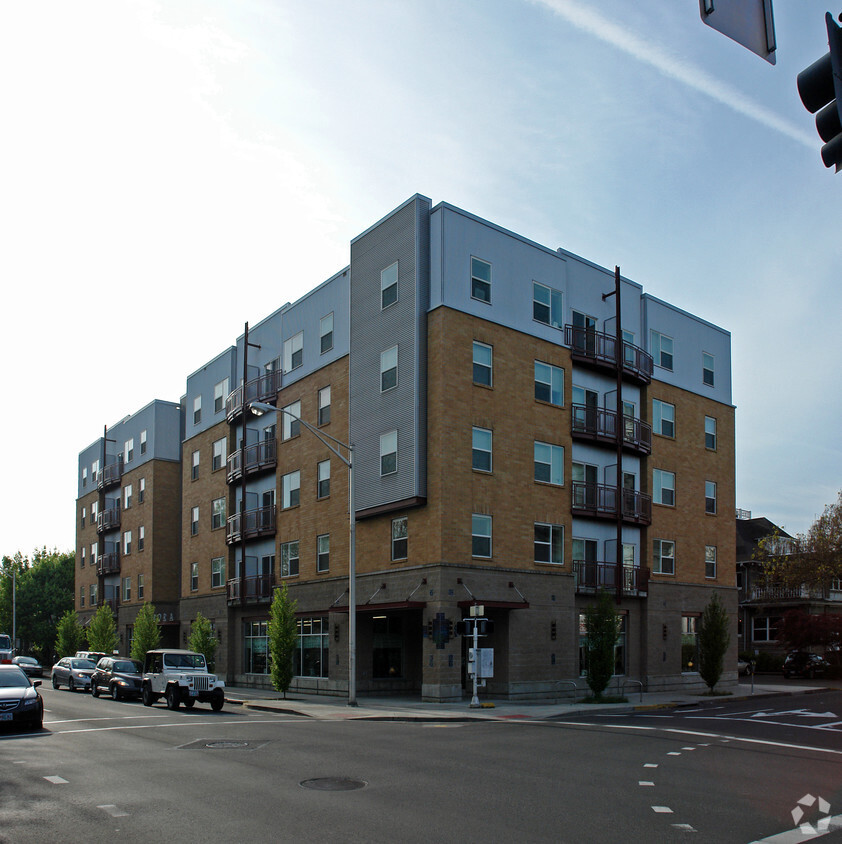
[210,689,224,712]
[182,698,195,709]
[165,685,180,711]
[68,678,75,693]
[51,675,60,689]
[91,681,99,697]
[111,684,121,701]
[142,685,154,707]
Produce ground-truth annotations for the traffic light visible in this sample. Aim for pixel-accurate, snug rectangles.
[797,13,842,171]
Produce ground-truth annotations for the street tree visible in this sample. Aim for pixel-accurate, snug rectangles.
[87,603,118,654]
[777,609,842,653]
[268,582,297,698]
[131,602,161,662]
[188,612,218,670]
[584,590,618,700]
[55,610,84,658]
[698,593,731,692]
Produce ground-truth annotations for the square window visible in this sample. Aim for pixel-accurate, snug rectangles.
[654,469,675,506]
[380,430,397,476]
[318,385,331,426]
[212,558,225,588]
[650,331,674,371]
[533,281,563,328]
[534,522,563,564]
[391,517,408,561]
[472,514,492,558]
[705,546,717,579]
[282,471,301,509]
[653,539,675,575]
[283,332,304,373]
[534,442,564,485]
[472,427,492,472]
[281,541,299,577]
[534,361,564,405]
[705,481,717,514]
[472,341,492,386]
[317,534,330,573]
[653,399,675,438]
[705,416,717,450]
[381,262,398,309]
[703,353,715,387]
[380,345,398,392]
[317,459,330,499]
[320,313,334,354]
[471,257,491,303]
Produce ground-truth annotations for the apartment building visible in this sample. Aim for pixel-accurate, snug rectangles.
[75,194,736,700]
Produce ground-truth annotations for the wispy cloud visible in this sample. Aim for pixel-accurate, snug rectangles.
[531,0,815,148]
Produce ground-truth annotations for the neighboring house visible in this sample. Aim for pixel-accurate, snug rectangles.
[76,194,737,700]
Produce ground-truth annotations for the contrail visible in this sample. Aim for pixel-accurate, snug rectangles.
[532,0,816,148]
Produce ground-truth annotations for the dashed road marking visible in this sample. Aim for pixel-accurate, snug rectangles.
[44,776,68,784]
[98,805,129,818]
[639,781,655,787]
[652,806,674,814]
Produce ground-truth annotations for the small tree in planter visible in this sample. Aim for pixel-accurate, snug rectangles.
[131,602,160,663]
[188,612,218,671]
[87,603,118,655]
[585,590,618,701]
[699,593,731,692]
[268,582,297,698]
[55,610,84,658]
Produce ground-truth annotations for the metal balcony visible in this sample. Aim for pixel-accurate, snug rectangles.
[226,505,277,545]
[225,370,282,422]
[570,405,652,455]
[96,551,120,576]
[96,458,123,491]
[96,506,121,534]
[226,573,275,604]
[571,482,652,526]
[573,561,649,596]
[226,439,277,484]
[564,325,653,385]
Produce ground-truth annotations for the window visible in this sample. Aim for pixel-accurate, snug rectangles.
[296,617,329,678]
[82,467,87,487]
[472,427,492,472]
[192,450,200,480]
[282,471,301,509]
[138,477,145,503]
[320,313,334,354]
[193,395,202,425]
[317,534,330,573]
[578,612,626,678]
[212,497,226,530]
[91,541,97,564]
[140,429,147,455]
[191,506,199,536]
[380,345,398,392]
[650,330,674,371]
[123,577,131,602]
[380,430,397,476]
[123,530,132,556]
[472,341,492,386]
[391,517,408,561]
[381,262,398,309]
[80,546,86,567]
[91,501,98,525]
[318,386,331,426]
[81,507,86,528]
[471,256,491,303]
[752,616,780,642]
[90,584,97,606]
[137,574,144,600]
[705,416,717,450]
[214,378,229,414]
[653,399,675,438]
[190,562,198,592]
[534,361,564,405]
[472,514,492,558]
[244,621,269,674]
[653,469,675,506]
[138,525,144,552]
[124,484,133,510]
[533,281,563,328]
[281,541,299,577]
[283,331,303,373]
[535,523,563,564]
[124,438,134,463]
[534,442,564,485]
[212,438,226,471]
[703,352,715,387]
[681,616,699,672]
[212,557,225,589]
[372,615,404,678]
[653,539,675,575]
[705,546,717,579]
[705,481,717,514]
[317,459,330,498]
[282,401,301,440]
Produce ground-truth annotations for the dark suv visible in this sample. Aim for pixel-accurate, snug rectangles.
[91,657,143,701]
[782,651,829,679]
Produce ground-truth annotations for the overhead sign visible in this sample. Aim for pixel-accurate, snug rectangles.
[699,0,777,65]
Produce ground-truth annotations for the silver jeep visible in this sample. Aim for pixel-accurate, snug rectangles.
[141,649,225,711]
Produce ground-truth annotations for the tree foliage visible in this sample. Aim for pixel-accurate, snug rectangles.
[131,602,161,663]
[55,610,84,659]
[87,603,118,654]
[698,593,731,692]
[188,612,218,671]
[776,609,842,652]
[584,590,618,700]
[268,582,297,698]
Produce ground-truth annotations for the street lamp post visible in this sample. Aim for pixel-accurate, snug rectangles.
[249,401,357,706]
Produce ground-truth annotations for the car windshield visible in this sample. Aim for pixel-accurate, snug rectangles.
[0,669,29,687]
[71,659,96,669]
[0,635,11,650]
[163,653,206,670]
[113,660,142,673]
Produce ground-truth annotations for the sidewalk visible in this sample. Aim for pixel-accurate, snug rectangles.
[222,678,825,722]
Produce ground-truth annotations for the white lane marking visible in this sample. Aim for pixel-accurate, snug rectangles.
[667,752,681,756]
[671,823,697,832]
[639,781,655,786]
[46,715,171,725]
[52,716,312,735]
[652,806,673,814]
[98,805,129,818]
[749,812,842,842]
[681,746,696,751]
[644,763,658,768]
[44,776,68,784]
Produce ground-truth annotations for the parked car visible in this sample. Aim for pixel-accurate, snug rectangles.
[782,651,829,679]
[91,657,143,701]
[12,656,43,678]
[75,651,108,664]
[737,658,753,676]
[0,664,43,730]
[141,649,225,711]
[51,657,97,691]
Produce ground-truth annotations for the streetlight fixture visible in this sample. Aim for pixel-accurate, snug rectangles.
[249,400,357,706]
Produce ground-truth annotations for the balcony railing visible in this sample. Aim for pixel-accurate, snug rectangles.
[745,585,828,602]
[571,482,652,525]
[225,370,282,422]
[226,439,277,484]
[96,506,121,534]
[96,551,120,576]
[226,505,277,545]
[227,573,275,604]
[573,561,649,596]
[103,598,119,613]
[570,405,652,455]
[564,325,653,385]
[96,458,123,491]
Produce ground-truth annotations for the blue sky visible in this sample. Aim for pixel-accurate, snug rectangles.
[0,0,838,554]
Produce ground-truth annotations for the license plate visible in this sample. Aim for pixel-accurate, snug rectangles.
[190,689,198,697]
[0,713,12,721]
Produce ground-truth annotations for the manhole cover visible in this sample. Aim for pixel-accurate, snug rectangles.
[299,777,367,791]
[205,741,250,749]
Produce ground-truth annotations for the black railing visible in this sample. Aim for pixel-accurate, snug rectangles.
[226,505,277,544]
[96,551,120,576]
[227,573,275,603]
[96,458,123,491]
[564,325,653,384]
[226,439,277,484]
[573,561,649,596]
[570,405,652,455]
[571,482,652,525]
[96,506,121,534]
[225,370,282,422]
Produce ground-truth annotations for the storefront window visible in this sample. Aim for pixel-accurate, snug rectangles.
[373,615,403,679]
[295,617,328,678]
[681,615,700,672]
[244,621,269,674]
[578,612,627,677]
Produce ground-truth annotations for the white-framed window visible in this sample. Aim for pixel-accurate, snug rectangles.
[472,514,492,558]
[140,429,147,455]
[191,506,199,536]
[534,441,564,485]
[91,541,98,563]
[124,438,134,463]
[318,385,331,426]
[381,262,398,309]
[137,573,144,600]
[193,395,202,425]
[535,522,563,564]
[212,557,225,589]
[212,497,226,530]
[471,256,491,303]
[653,399,675,438]
[533,281,563,328]
[281,541,299,577]
[90,583,97,606]
[80,546,86,567]
[705,545,717,579]
[380,345,398,392]
[703,352,715,387]
[138,477,145,503]
[705,481,717,515]
[282,401,301,440]
[653,539,675,575]
[282,471,301,509]
[317,534,330,573]
[283,331,304,373]
[317,459,330,499]
[122,576,131,602]
[650,330,674,371]
[752,616,779,642]
[192,450,200,480]
[123,484,133,509]
[82,467,88,487]
[472,427,492,472]
[123,530,132,556]
[81,506,86,528]
[653,469,675,506]
[80,586,85,607]
[534,361,564,405]
[472,341,492,386]
[681,616,699,672]
[91,501,98,525]
[320,312,334,354]
[214,378,229,414]
[190,562,198,592]
[705,416,717,450]
[380,430,397,476]
[138,525,144,552]
[391,517,407,561]
[212,438,226,471]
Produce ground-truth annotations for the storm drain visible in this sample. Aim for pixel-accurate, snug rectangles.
[299,778,367,791]
[205,740,250,749]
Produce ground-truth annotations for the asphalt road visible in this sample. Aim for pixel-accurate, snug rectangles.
[2,685,841,843]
